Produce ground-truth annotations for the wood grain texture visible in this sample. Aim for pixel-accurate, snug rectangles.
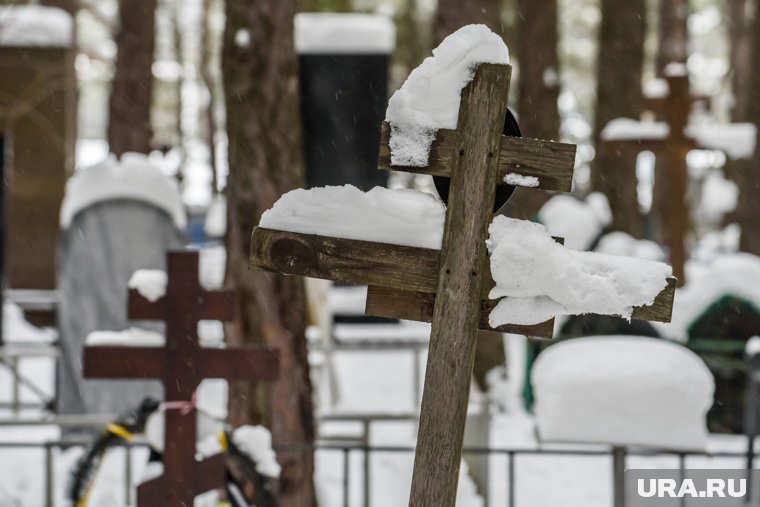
[250,227,440,293]
[631,276,677,322]
[250,228,675,323]
[408,63,512,507]
[364,285,555,338]
[378,121,576,192]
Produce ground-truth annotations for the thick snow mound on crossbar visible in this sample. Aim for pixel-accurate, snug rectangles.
[532,336,714,451]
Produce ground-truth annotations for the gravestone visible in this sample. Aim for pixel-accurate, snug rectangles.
[295,13,395,190]
[0,5,76,290]
[57,154,186,416]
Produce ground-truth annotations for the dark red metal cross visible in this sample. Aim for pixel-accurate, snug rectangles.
[83,250,279,506]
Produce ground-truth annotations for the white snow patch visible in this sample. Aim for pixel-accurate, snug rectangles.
[204,194,227,237]
[538,192,611,251]
[0,6,73,47]
[601,118,669,141]
[643,78,669,99]
[385,24,509,166]
[657,253,760,341]
[128,269,167,302]
[532,336,713,451]
[504,172,539,187]
[85,327,164,347]
[232,425,281,478]
[294,13,396,54]
[259,185,445,250]
[664,62,689,77]
[487,217,671,326]
[3,301,56,343]
[594,231,666,262]
[688,123,757,160]
[60,153,187,229]
[697,171,738,223]
[235,28,250,48]
[746,336,760,357]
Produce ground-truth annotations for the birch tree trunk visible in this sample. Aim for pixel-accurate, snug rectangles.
[222,1,317,505]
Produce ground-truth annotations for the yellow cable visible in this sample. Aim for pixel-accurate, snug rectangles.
[106,423,134,441]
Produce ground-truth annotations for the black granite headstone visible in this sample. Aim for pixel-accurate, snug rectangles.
[299,53,389,190]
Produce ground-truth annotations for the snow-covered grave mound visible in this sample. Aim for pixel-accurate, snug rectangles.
[260,185,445,250]
[537,192,611,251]
[60,152,187,229]
[532,336,714,451]
[0,5,73,47]
[385,24,509,166]
[657,253,760,341]
[487,217,671,326]
[294,12,395,54]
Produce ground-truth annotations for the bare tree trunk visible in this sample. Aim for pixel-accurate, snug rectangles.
[200,0,219,194]
[738,0,760,255]
[591,0,646,237]
[508,0,560,221]
[107,0,157,156]
[222,1,317,506]
[729,0,752,123]
[434,0,504,45]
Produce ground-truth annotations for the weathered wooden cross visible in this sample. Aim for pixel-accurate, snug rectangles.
[83,250,279,506]
[601,71,710,286]
[250,63,676,506]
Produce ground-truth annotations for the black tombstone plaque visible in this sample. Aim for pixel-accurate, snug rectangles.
[299,53,390,190]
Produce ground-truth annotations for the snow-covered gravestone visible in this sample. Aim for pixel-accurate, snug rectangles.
[57,154,186,416]
[296,13,395,190]
[250,25,676,507]
[532,336,713,506]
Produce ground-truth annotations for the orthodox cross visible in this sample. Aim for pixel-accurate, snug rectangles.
[84,250,279,506]
[250,63,675,506]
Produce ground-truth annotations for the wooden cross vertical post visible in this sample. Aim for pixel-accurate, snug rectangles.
[408,64,510,504]
[83,250,280,506]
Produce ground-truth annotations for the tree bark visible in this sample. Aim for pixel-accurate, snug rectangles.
[738,0,760,255]
[591,0,646,237]
[729,0,752,123]
[507,0,560,221]
[107,0,157,156]
[222,1,317,506]
[434,0,504,45]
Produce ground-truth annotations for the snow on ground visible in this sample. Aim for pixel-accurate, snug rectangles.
[657,252,760,341]
[487,216,672,326]
[696,170,739,224]
[538,192,611,250]
[0,5,73,47]
[260,185,445,250]
[294,13,396,54]
[60,153,187,229]
[128,269,168,302]
[532,336,713,451]
[385,24,509,166]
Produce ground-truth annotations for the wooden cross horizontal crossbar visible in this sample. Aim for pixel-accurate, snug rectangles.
[378,122,576,192]
[250,227,676,338]
[83,250,279,506]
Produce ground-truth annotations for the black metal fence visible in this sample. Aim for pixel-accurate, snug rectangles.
[0,439,755,507]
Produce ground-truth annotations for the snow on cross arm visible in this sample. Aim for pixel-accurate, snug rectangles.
[385,24,509,167]
[128,269,168,302]
[0,5,73,47]
[259,185,445,250]
[487,216,672,326]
